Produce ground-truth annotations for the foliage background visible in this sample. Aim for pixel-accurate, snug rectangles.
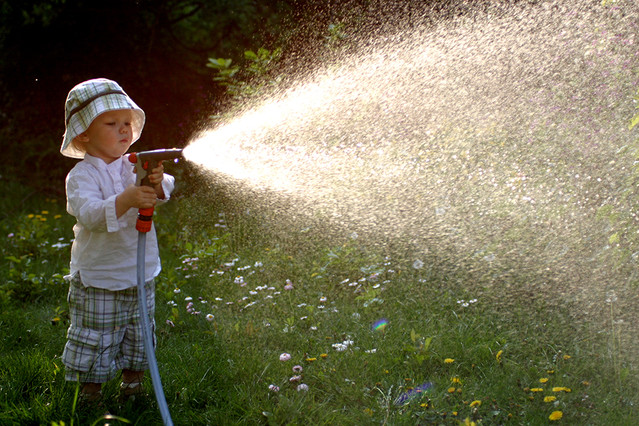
[0,0,500,194]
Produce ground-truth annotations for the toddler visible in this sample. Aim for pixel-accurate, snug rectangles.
[60,78,175,402]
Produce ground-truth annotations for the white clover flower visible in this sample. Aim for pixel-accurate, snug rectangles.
[297,384,309,392]
[279,353,291,362]
[332,343,347,351]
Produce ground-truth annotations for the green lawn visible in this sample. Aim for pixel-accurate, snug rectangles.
[1,178,637,425]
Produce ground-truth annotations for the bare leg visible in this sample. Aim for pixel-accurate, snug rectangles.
[80,382,102,401]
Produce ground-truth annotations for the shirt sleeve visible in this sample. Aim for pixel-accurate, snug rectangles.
[157,173,176,205]
[66,169,121,233]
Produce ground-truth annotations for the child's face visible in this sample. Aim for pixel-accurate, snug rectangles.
[77,110,134,163]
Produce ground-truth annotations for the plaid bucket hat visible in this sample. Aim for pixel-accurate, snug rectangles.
[61,78,145,158]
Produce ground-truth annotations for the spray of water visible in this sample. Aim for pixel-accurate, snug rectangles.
[184,0,639,354]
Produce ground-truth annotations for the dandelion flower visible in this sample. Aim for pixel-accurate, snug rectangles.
[544,396,557,403]
[279,353,291,362]
[540,378,549,384]
[444,358,455,364]
[451,377,462,384]
[563,355,571,360]
[530,388,544,392]
[320,353,328,358]
[470,400,481,408]
[549,411,563,421]
[552,387,571,393]
[496,350,503,362]
[305,357,317,362]
[448,387,456,393]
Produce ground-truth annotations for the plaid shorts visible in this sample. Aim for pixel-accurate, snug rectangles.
[62,274,155,383]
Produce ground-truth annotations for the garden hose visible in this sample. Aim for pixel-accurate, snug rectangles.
[129,149,183,426]
[137,231,173,426]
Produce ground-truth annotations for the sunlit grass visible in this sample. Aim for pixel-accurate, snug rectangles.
[1,179,638,424]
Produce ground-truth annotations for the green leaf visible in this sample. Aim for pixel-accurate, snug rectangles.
[609,233,620,244]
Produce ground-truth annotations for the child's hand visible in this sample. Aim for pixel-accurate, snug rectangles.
[148,161,166,199]
[116,184,158,218]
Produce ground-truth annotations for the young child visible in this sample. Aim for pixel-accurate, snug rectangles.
[60,78,175,402]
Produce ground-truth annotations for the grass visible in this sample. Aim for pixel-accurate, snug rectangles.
[1,176,638,425]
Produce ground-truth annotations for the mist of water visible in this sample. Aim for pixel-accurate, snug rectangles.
[184,0,639,351]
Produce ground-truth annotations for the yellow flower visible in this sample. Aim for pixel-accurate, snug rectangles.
[539,378,549,383]
[563,355,571,360]
[463,418,477,426]
[305,357,317,362]
[451,377,462,384]
[530,388,544,392]
[28,214,35,219]
[444,358,455,364]
[320,353,328,358]
[549,411,563,421]
[448,387,456,393]
[41,210,49,214]
[496,350,503,362]
[470,400,481,407]
[552,387,572,393]
[544,396,557,403]
[547,369,555,374]
[364,408,374,416]
[54,214,62,219]
[420,402,428,408]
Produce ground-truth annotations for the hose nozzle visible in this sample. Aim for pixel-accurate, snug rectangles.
[129,148,183,232]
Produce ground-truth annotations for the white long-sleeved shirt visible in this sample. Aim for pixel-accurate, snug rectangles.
[65,153,175,290]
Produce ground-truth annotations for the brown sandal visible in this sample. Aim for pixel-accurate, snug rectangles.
[119,381,146,402]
